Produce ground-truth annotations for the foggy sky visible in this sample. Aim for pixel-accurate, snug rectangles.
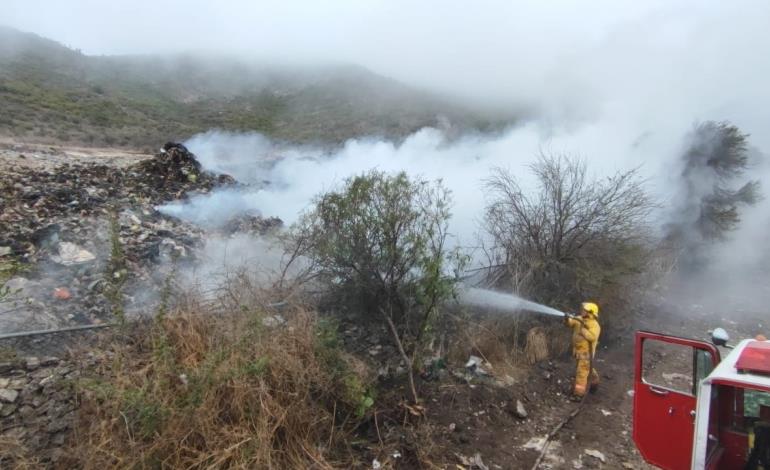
[5,0,770,138]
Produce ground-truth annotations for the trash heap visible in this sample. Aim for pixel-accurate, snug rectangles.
[0,143,244,332]
[220,214,284,236]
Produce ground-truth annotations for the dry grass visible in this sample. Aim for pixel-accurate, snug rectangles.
[64,302,373,469]
[524,327,549,365]
[446,312,574,378]
[0,436,41,469]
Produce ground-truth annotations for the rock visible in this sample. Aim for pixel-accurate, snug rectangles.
[47,418,70,433]
[0,246,11,256]
[3,277,29,293]
[39,374,56,387]
[584,449,606,463]
[1,403,17,417]
[19,405,35,419]
[51,241,96,265]
[9,378,27,389]
[0,388,19,403]
[52,432,66,446]
[40,357,60,367]
[514,399,528,419]
[0,362,15,374]
[25,357,41,370]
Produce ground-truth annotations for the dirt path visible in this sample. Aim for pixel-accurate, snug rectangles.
[0,139,151,169]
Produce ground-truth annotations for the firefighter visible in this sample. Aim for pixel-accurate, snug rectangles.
[564,302,601,398]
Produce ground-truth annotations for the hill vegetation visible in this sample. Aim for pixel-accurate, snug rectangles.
[0,26,509,149]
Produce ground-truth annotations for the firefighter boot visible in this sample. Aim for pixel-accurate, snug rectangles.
[589,368,600,393]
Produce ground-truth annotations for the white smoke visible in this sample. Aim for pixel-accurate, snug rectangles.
[160,120,689,246]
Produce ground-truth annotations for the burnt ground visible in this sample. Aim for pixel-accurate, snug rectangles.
[1,142,767,469]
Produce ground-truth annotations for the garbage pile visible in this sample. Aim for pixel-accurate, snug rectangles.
[220,214,284,236]
[133,142,234,189]
[0,143,246,332]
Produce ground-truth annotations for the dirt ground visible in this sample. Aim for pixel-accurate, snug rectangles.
[412,325,652,469]
[0,138,151,170]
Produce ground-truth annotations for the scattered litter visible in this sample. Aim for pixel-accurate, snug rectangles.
[514,399,528,419]
[261,314,286,327]
[465,356,483,369]
[51,242,96,265]
[662,372,690,383]
[465,355,487,375]
[372,458,381,469]
[584,449,606,463]
[600,409,612,416]
[53,287,71,300]
[523,436,547,451]
[392,451,402,459]
[571,458,584,469]
[469,453,490,470]
[627,390,635,397]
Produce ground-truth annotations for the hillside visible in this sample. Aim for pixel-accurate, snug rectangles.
[0,26,509,149]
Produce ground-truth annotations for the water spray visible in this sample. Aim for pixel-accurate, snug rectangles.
[456,285,567,318]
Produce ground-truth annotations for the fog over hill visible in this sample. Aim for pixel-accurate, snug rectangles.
[0,26,507,148]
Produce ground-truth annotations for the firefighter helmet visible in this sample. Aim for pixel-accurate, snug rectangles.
[581,302,599,317]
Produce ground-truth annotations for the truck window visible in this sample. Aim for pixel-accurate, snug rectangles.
[730,389,770,432]
[695,349,714,386]
[643,339,695,394]
[745,390,770,419]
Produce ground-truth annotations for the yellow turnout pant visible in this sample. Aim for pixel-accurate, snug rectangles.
[574,351,599,396]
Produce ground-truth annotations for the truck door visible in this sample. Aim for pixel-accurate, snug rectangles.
[633,331,721,470]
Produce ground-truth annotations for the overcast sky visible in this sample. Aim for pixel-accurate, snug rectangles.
[5,0,770,130]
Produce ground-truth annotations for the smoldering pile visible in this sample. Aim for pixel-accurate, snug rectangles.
[0,143,281,334]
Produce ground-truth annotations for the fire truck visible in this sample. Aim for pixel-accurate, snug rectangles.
[633,329,770,469]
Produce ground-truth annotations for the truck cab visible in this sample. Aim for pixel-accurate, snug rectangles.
[633,331,770,469]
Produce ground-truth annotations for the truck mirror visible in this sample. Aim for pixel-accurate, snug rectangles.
[711,327,729,347]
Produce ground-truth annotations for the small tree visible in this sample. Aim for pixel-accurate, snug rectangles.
[482,153,654,312]
[666,121,761,269]
[288,170,459,403]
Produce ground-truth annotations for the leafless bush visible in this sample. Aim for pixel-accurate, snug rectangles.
[482,153,654,316]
